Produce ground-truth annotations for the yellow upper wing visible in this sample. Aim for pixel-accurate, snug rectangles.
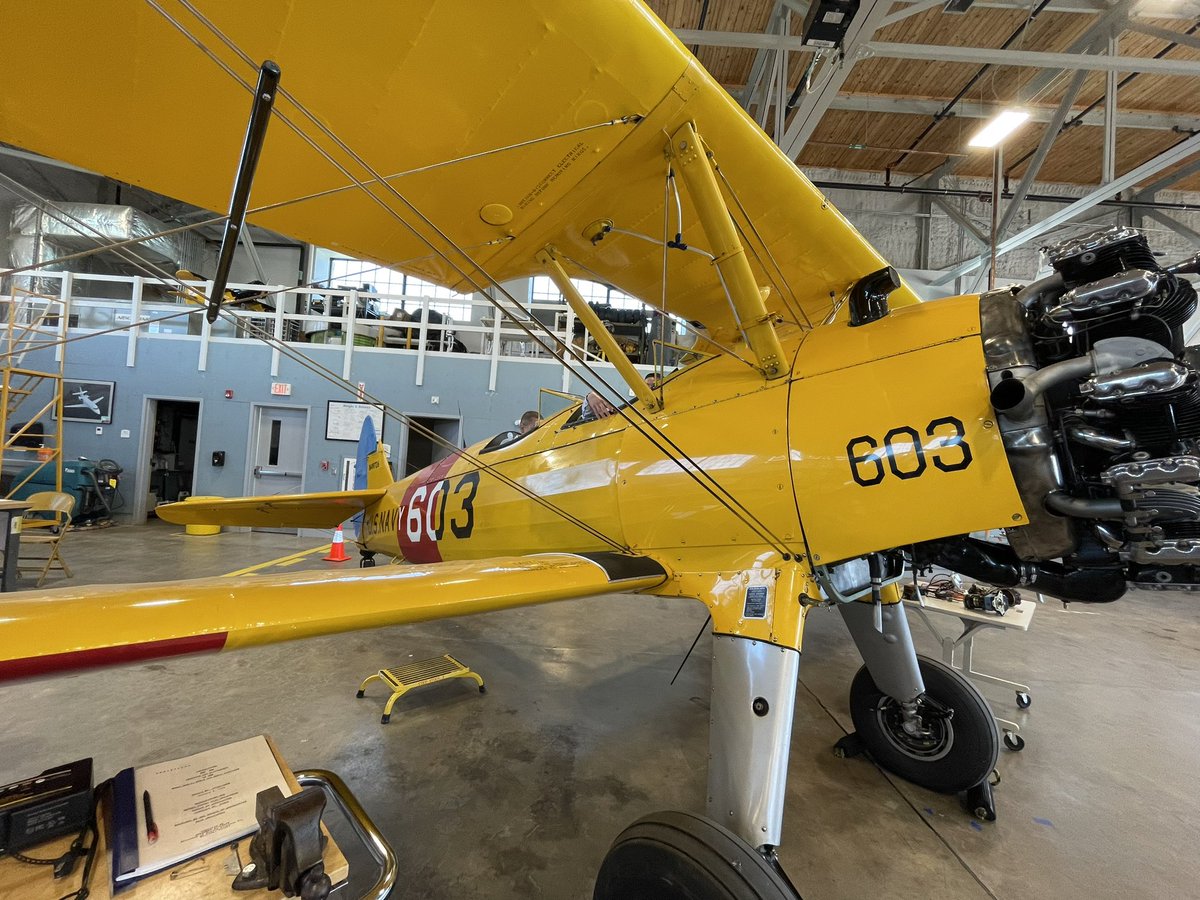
[0,0,915,344]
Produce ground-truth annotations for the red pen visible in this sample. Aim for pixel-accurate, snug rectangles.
[143,790,158,844]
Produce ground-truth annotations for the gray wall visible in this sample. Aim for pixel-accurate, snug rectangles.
[19,335,611,519]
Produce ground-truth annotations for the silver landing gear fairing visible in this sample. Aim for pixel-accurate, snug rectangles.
[593,633,802,900]
[707,635,800,849]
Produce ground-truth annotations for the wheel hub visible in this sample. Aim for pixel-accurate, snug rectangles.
[876,696,954,762]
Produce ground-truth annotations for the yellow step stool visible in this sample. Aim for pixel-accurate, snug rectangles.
[356,654,486,723]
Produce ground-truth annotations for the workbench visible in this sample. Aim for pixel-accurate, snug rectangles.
[904,592,1036,750]
[0,740,396,899]
[0,499,31,591]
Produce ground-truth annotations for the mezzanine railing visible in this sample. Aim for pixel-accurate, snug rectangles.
[0,270,668,392]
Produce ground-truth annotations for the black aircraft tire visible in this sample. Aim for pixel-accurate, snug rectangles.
[849,655,998,794]
[593,810,799,900]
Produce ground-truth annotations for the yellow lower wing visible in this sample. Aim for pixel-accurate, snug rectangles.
[0,553,668,682]
[156,490,386,529]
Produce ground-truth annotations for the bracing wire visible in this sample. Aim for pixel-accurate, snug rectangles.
[1,111,629,284]
[713,162,811,330]
[155,1,796,555]
[0,173,632,553]
[148,0,648,414]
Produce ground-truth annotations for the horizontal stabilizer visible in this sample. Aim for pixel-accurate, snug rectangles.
[155,490,387,529]
[0,552,669,683]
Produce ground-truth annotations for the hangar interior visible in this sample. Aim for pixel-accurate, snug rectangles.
[0,1,1198,898]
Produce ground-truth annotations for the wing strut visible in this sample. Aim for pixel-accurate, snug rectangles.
[206,60,281,323]
[537,247,661,411]
[668,122,787,380]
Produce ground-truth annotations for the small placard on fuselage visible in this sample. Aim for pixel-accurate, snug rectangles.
[743,586,768,619]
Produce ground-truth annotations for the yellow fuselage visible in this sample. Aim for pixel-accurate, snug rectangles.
[360,295,1024,624]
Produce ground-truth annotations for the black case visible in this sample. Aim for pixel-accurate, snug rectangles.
[0,758,93,853]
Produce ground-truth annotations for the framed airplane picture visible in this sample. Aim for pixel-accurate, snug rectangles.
[61,379,115,423]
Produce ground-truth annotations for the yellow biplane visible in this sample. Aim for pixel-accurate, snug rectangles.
[3,2,1199,895]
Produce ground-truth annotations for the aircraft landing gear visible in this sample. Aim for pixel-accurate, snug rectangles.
[359,551,376,568]
[592,811,800,900]
[844,656,1000,811]
[847,655,998,794]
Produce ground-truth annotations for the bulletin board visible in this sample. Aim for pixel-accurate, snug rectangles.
[325,401,385,442]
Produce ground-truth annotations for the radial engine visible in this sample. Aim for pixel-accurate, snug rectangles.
[920,226,1200,601]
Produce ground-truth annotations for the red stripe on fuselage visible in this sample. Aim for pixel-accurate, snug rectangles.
[397,454,460,563]
[0,632,228,682]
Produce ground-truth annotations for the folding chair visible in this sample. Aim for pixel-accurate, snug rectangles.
[19,491,75,587]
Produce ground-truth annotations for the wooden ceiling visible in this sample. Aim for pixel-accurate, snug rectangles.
[646,0,1200,193]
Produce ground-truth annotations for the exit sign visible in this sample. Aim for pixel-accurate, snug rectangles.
[271,382,292,396]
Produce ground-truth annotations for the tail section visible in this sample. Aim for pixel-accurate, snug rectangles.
[351,416,391,541]
[355,415,393,491]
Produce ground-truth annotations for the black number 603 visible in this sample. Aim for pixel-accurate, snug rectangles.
[846,416,973,487]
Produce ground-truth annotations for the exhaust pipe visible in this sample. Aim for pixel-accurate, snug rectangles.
[989,356,1094,422]
[990,337,1173,423]
[917,537,1126,603]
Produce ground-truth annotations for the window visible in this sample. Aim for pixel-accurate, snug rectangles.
[529,275,647,311]
[328,257,472,320]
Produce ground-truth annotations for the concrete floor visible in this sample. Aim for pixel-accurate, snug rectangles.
[1,521,1198,899]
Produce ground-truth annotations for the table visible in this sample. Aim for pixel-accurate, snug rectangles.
[0,499,32,591]
[0,740,399,900]
[905,592,1036,750]
[481,315,541,356]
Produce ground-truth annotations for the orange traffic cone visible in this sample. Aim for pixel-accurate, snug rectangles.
[324,525,351,562]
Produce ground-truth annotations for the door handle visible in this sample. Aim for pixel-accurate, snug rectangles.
[253,466,300,478]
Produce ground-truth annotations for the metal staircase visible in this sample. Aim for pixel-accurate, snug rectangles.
[0,280,68,497]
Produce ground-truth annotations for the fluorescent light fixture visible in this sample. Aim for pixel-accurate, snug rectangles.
[968,109,1030,148]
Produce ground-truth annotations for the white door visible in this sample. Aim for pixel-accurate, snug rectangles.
[250,406,307,532]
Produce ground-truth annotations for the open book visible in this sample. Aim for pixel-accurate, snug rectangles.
[110,735,291,887]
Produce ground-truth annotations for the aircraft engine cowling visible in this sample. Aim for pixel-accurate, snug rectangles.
[922,227,1200,599]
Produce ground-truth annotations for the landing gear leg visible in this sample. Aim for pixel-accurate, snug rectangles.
[838,602,1000,813]
[359,550,376,569]
[707,634,799,848]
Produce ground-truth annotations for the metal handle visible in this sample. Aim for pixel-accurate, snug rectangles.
[295,769,397,900]
[253,466,301,478]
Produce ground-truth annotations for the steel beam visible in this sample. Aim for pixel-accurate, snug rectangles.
[878,0,945,28]
[1004,0,1137,96]
[916,160,990,251]
[1143,209,1200,246]
[674,29,806,51]
[890,0,1196,16]
[777,0,895,159]
[239,228,269,282]
[0,145,99,177]
[822,94,1200,132]
[1103,34,1118,184]
[1124,22,1200,50]
[997,68,1089,238]
[774,14,790,144]
[933,197,989,248]
[1131,157,1200,198]
[859,41,1200,76]
[738,3,788,109]
[934,132,1200,283]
